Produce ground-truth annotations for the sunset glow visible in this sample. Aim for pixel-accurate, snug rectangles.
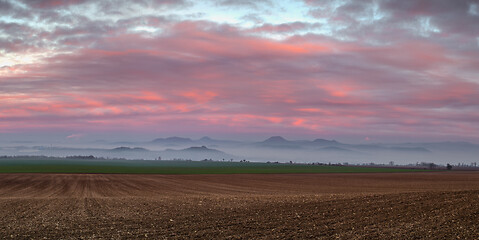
[1,0,478,142]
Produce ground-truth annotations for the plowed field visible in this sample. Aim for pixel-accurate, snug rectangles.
[0,172,478,239]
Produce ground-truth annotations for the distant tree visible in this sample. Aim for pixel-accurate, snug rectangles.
[446,164,452,170]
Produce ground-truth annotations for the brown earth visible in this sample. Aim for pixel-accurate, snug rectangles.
[0,172,478,239]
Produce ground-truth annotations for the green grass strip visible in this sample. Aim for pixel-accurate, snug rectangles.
[0,157,431,174]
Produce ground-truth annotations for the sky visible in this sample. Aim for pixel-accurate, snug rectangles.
[1,0,479,143]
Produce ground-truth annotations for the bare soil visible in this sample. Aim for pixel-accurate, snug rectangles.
[0,172,478,239]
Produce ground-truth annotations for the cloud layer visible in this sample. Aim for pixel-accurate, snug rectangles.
[1,0,479,142]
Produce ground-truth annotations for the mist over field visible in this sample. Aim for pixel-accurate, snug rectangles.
[1,136,477,166]
[2,0,479,239]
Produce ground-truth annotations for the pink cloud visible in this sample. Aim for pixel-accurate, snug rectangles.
[181,90,218,103]
[1,12,478,142]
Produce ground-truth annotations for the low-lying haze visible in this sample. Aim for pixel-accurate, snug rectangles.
[1,136,477,166]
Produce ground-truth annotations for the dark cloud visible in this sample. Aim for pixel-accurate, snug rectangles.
[379,0,479,36]
[20,0,189,9]
[2,20,478,140]
[214,0,273,9]
[1,0,478,141]
[305,0,479,49]
[20,0,88,9]
[0,0,13,13]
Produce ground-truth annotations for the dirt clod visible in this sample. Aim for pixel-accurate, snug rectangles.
[0,172,478,239]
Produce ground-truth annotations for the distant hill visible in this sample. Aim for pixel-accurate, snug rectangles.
[196,136,242,146]
[6,136,477,165]
[110,147,149,152]
[262,136,289,144]
[257,136,346,150]
[313,139,340,146]
[181,146,224,153]
[256,136,303,149]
